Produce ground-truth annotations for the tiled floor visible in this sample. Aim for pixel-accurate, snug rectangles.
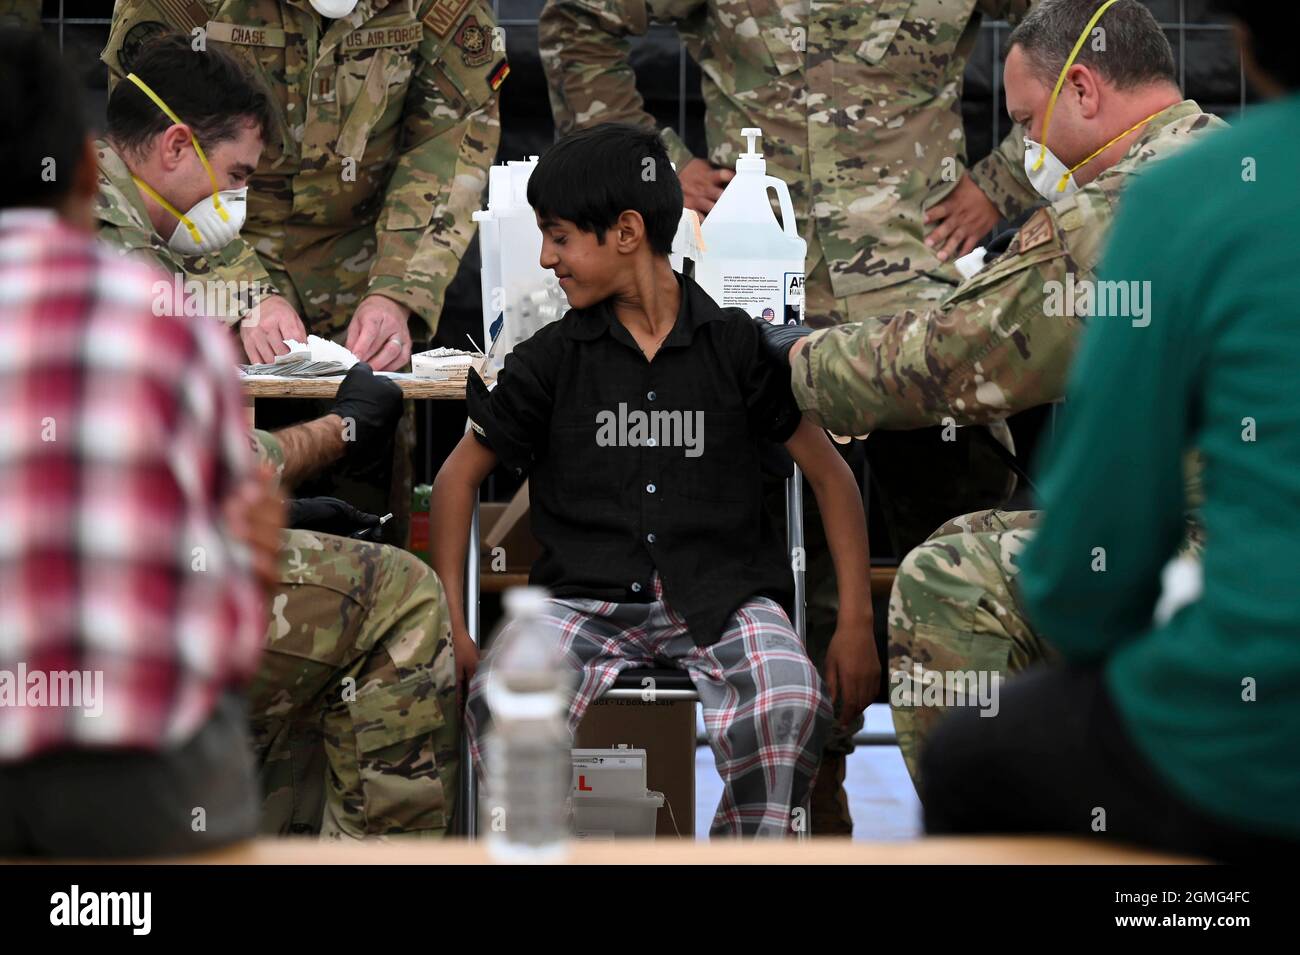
[692,704,923,839]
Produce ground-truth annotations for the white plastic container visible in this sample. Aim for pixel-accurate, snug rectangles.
[571,793,665,840]
[472,158,567,378]
[410,347,477,380]
[570,746,665,839]
[693,128,807,325]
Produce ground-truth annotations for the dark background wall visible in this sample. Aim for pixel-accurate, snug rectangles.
[34,1,1258,534]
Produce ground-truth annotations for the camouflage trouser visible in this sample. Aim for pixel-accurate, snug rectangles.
[247,529,459,839]
[887,509,1048,789]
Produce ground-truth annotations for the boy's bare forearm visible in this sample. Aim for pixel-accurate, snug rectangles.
[810,468,873,627]
[430,472,474,640]
[786,420,872,630]
[430,435,500,640]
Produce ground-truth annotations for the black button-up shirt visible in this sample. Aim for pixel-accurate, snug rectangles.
[466,272,801,646]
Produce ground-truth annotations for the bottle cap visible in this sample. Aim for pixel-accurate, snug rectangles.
[505,585,551,617]
[736,127,765,173]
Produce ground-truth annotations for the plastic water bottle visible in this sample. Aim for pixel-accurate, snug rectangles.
[483,587,573,862]
[693,127,807,325]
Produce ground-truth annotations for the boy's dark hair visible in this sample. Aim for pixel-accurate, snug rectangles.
[1008,0,1178,91]
[107,33,275,158]
[0,28,88,210]
[1212,1,1300,91]
[527,123,683,256]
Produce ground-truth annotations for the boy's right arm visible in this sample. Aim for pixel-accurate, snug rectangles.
[430,432,501,691]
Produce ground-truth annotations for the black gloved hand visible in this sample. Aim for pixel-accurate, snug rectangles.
[752,316,813,367]
[287,496,383,539]
[330,362,403,459]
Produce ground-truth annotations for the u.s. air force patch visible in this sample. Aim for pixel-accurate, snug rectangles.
[1014,208,1055,254]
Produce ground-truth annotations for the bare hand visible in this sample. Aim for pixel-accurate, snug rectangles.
[823,620,880,728]
[452,628,479,712]
[240,295,308,364]
[346,294,413,372]
[223,465,285,596]
[924,174,1001,262]
[679,157,734,218]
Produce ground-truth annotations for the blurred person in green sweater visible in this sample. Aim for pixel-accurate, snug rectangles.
[920,1,1300,861]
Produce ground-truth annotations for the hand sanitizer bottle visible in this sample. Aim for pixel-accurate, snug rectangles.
[694,128,807,325]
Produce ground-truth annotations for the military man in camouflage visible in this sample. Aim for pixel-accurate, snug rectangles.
[538,0,1040,832]
[102,0,508,545]
[102,0,505,365]
[94,36,461,837]
[757,0,1225,787]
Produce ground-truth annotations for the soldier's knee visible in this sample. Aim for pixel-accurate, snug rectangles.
[889,536,964,641]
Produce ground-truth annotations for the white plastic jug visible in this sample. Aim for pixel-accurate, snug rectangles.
[472,158,567,378]
[694,128,807,325]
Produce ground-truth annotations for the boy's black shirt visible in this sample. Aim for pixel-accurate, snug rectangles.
[466,271,802,646]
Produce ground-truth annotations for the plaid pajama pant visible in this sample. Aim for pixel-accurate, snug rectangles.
[466,575,833,837]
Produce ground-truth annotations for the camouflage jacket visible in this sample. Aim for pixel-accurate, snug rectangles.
[93,138,275,321]
[539,0,1040,301]
[791,100,1227,435]
[101,0,506,336]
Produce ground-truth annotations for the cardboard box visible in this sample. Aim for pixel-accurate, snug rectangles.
[575,699,696,838]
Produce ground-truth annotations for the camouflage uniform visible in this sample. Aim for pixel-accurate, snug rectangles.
[870,102,1226,788]
[791,101,1225,437]
[538,0,1038,830]
[94,169,461,837]
[539,0,1038,323]
[252,521,460,838]
[102,0,505,340]
[891,495,1205,786]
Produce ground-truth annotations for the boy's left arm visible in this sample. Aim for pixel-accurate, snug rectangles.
[784,418,879,726]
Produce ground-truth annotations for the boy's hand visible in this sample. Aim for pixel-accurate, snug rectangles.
[451,628,480,711]
[823,620,880,728]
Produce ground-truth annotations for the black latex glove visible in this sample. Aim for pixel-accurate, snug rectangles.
[752,316,813,367]
[287,496,383,539]
[330,362,403,459]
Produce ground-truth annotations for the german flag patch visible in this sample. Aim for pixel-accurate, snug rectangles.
[487,58,510,91]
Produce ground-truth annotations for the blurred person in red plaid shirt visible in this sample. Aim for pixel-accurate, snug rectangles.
[0,29,282,858]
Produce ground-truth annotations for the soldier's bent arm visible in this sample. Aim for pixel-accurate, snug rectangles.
[968,123,1043,222]
[539,0,704,174]
[366,1,505,335]
[790,207,1082,435]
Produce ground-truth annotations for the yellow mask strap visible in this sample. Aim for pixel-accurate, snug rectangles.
[131,174,203,246]
[1032,0,1123,173]
[1051,107,1168,193]
[125,72,230,224]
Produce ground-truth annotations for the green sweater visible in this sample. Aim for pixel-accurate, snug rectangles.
[1020,94,1300,839]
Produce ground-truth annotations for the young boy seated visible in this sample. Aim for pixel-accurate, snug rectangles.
[430,123,878,837]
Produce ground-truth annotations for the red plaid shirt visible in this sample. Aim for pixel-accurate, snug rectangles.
[0,209,263,761]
